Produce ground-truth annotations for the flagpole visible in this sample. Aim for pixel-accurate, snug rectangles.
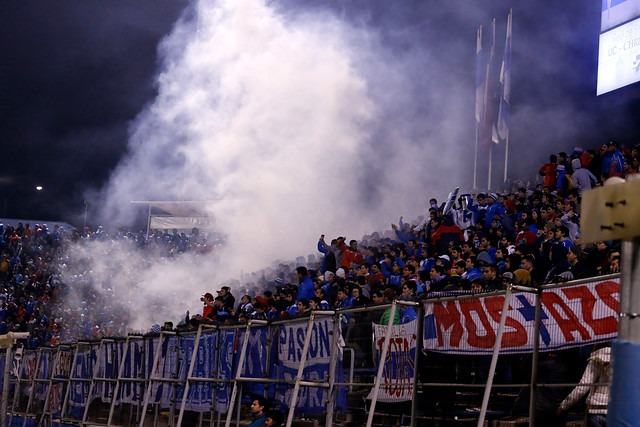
[473,129,479,189]
[474,124,479,190]
[503,131,510,183]
[503,9,512,183]
[488,142,493,190]
[473,25,483,190]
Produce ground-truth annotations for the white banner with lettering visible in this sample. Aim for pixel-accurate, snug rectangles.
[423,278,619,354]
[367,320,417,402]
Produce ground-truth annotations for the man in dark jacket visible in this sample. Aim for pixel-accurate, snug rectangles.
[430,215,464,254]
[482,264,502,291]
[217,286,235,312]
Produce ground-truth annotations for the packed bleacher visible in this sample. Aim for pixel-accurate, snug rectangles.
[0,141,635,348]
[190,143,631,327]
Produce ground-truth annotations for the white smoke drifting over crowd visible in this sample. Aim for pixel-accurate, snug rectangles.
[72,0,475,330]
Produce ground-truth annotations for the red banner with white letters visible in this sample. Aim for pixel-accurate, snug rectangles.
[423,278,619,354]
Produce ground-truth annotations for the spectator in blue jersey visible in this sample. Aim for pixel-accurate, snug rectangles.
[380,259,403,289]
[398,294,417,324]
[295,266,315,302]
[248,301,267,320]
[391,217,417,246]
[478,234,497,263]
[310,296,330,310]
[555,165,571,198]
[317,234,341,273]
[555,225,573,249]
[466,193,488,225]
[463,256,482,282]
[335,287,353,335]
[212,297,231,323]
[484,193,507,229]
[281,290,298,317]
[601,141,625,178]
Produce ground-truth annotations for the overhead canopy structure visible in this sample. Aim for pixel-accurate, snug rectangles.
[130,201,215,235]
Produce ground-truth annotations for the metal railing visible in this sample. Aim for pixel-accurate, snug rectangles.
[0,273,619,427]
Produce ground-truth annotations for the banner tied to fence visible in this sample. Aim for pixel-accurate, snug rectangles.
[423,278,619,354]
[274,316,346,413]
[368,319,417,402]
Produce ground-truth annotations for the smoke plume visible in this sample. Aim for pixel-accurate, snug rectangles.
[80,0,476,329]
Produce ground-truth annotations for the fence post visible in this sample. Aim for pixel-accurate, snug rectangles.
[325,312,342,427]
[224,322,254,427]
[0,347,12,427]
[108,336,143,425]
[177,324,204,427]
[410,302,424,427]
[366,300,398,427]
[285,313,316,427]
[19,348,43,427]
[84,340,110,424]
[10,346,29,425]
[41,346,65,423]
[139,332,172,427]
[529,288,542,427]
[478,285,512,427]
[60,342,83,421]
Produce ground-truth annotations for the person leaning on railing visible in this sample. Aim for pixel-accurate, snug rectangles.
[557,342,611,427]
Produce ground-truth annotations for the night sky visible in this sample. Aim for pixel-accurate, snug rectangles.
[1,1,639,226]
[0,1,187,221]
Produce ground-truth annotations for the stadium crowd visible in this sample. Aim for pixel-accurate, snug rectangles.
[191,143,631,327]
[0,141,635,347]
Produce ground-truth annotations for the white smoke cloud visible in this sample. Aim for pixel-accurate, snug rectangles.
[80,0,473,328]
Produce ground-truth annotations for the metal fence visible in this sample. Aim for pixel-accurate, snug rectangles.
[0,274,619,427]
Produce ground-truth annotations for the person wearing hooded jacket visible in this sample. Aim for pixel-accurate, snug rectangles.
[570,158,597,195]
[484,194,506,229]
[557,343,611,426]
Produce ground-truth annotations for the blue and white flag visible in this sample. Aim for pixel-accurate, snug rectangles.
[146,336,179,408]
[68,346,95,407]
[237,326,269,378]
[481,20,499,147]
[118,340,144,404]
[496,10,512,143]
[175,331,217,412]
[216,329,236,413]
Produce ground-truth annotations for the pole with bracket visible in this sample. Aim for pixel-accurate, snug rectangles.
[366,300,398,427]
[285,313,316,427]
[579,176,640,426]
[225,321,254,427]
[478,285,512,426]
